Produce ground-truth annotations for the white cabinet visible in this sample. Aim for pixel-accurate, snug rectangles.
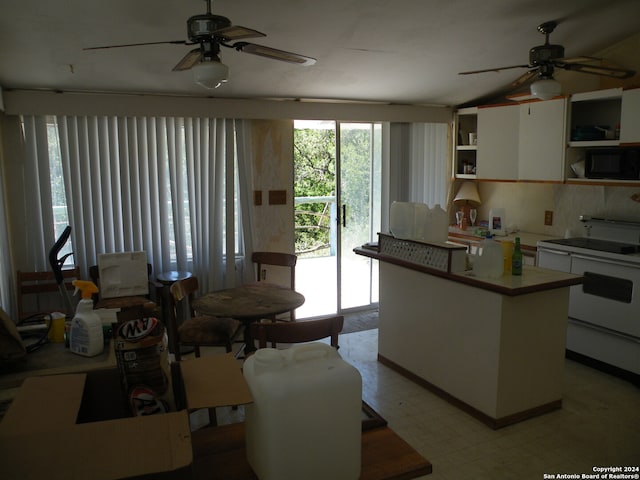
[568,88,622,147]
[566,87,640,184]
[476,104,519,180]
[453,107,477,178]
[518,98,567,181]
[620,88,640,144]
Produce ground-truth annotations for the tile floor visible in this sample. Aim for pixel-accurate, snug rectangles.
[219,328,640,480]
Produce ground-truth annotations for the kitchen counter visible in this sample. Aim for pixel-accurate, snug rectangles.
[448,227,558,253]
[356,244,581,429]
[355,245,582,296]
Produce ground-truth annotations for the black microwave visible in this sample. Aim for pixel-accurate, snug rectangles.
[585,148,640,180]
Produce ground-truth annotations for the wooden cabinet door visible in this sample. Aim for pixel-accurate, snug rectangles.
[476,104,520,180]
[518,98,566,181]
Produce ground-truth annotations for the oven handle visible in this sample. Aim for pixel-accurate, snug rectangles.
[538,248,570,256]
[572,253,640,269]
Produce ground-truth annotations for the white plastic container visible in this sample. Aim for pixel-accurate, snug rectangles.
[489,208,507,236]
[426,204,449,243]
[69,298,104,357]
[473,236,505,278]
[413,203,430,241]
[243,343,362,480]
[390,201,415,239]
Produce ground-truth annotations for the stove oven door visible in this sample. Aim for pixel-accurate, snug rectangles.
[537,247,571,272]
[569,254,640,338]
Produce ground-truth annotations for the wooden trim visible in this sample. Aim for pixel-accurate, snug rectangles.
[517,179,565,184]
[478,102,519,109]
[565,178,640,187]
[475,178,517,183]
[378,354,562,430]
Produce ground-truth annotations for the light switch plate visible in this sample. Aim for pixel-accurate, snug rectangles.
[544,210,553,226]
[268,190,287,205]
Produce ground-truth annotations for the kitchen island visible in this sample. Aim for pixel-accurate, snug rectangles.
[356,237,582,429]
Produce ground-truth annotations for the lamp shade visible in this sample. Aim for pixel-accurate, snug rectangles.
[193,60,229,89]
[530,78,561,100]
[453,181,481,204]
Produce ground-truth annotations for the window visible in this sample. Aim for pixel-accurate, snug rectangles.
[22,115,248,293]
[47,120,73,264]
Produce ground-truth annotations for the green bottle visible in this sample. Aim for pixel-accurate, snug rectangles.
[512,237,523,276]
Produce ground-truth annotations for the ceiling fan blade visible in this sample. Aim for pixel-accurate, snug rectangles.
[84,40,187,51]
[215,25,266,41]
[510,69,539,87]
[557,56,601,64]
[172,48,202,71]
[555,62,636,79]
[233,42,316,66]
[459,64,529,75]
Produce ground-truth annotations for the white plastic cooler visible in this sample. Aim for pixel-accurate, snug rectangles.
[243,343,362,480]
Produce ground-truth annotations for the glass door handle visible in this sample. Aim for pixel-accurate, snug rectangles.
[342,204,347,227]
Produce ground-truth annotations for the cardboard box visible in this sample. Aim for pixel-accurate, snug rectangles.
[0,353,252,479]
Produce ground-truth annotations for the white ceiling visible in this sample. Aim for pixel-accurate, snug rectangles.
[1,0,639,107]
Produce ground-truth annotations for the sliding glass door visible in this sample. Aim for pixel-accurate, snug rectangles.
[293,121,381,318]
[338,123,381,311]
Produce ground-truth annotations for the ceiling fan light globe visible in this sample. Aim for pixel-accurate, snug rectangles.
[530,78,561,100]
[193,61,229,89]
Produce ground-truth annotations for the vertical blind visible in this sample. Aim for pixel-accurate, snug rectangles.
[409,123,450,208]
[20,114,254,296]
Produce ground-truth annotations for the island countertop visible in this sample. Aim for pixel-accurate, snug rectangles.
[354,246,582,296]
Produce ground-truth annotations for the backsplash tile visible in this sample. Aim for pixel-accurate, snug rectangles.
[477,183,640,238]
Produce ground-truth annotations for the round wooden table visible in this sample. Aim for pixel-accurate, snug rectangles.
[192,283,305,353]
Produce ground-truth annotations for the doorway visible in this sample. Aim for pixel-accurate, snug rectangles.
[293,120,381,318]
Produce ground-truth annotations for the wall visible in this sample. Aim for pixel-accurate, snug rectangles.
[250,119,295,253]
[476,182,640,237]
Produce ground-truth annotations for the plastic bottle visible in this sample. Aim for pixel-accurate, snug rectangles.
[428,204,449,243]
[69,280,104,357]
[480,234,504,278]
[413,203,430,241]
[512,237,523,276]
[390,201,415,239]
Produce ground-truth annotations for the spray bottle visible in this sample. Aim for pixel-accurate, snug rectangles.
[69,280,104,357]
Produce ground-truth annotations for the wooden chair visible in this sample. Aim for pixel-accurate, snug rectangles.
[115,304,146,323]
[89,263,160,316]
[16,267,80,321]
[168,276,242,361]
[251,251,297,321]
[250,315,344,350]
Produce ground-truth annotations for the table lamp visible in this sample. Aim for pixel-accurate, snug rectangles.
[453,181,481,229]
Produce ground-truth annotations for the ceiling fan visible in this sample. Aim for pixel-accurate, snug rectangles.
[459,21,636,100]
[84,0,317,89]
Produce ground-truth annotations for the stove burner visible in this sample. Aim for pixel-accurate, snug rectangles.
[545,237,639,254]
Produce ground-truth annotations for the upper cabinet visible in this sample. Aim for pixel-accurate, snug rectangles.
[568,88,622,147]
[456,98,566,182]
[453,107,477,178]
[476,103,519,180]
[568,87,640,146]
[620,88,640,144]
[454,87,639,184]
[518,98,566,182]
[566,87,640,184]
